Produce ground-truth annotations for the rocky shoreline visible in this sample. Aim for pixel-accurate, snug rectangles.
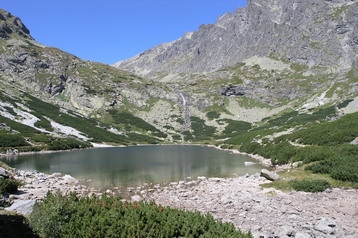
[2,169,104,215]
[138,174,358,238]
[1,149,358,238]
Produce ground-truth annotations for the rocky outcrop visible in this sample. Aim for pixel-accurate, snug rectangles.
[114,0,358,78]
[0,9,33,40]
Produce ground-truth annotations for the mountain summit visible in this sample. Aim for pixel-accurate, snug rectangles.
[0,9,33,40]
[114,0,358,79]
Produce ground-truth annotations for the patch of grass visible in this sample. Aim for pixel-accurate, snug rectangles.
[290,63,309,72]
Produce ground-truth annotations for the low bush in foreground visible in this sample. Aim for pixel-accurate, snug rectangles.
[289,179,331,193]
[0,179,22,194]
[29,192,252,238]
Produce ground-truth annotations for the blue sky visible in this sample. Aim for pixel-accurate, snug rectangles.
[2,1,247,64]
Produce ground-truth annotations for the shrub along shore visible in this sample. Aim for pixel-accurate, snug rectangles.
[1,146,358,237]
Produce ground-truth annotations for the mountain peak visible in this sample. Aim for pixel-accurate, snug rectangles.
[114,0,358,79]
[0,9,33,40]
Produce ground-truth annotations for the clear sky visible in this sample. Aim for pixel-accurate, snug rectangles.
[2,1,247,65]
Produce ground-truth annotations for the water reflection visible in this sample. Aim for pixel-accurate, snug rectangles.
[1,145,265,190]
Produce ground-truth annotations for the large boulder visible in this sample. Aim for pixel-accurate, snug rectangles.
[260,169,280,181]
[5,200,36,215]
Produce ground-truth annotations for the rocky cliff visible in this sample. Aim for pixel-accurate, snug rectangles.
[114,0,358,79]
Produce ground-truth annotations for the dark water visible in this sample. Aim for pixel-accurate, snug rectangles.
[1,145,264,190]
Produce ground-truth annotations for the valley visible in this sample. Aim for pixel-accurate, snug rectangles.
[1,0,358,237]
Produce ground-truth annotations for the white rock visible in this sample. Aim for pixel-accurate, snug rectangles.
[131,195,143,202]
[5,200,36,215]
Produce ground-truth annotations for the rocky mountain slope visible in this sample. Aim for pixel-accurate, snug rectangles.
[0,9,174,150]
[0,0,358,153]
[114,0,358,79]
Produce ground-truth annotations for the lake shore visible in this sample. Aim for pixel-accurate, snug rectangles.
[1,145,358,237]
[139,174,358,238]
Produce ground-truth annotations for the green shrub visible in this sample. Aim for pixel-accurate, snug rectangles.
[190,116,216,140]
[305,160,334,174]
[34,117,53,131]
[220,119,251,137]
[0,134,29,147]
[48,138,92,151]
[290,179,331,192]
[337,99,353,109]
[285,112,358,146]
[206,111,220,120]
[29,192,252,238]
[0,179,22,194]
[329,157,358,182]
[108,110,158,133]
[0,115,39,135]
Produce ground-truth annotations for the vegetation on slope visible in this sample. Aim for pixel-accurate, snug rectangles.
[222,106,358,189]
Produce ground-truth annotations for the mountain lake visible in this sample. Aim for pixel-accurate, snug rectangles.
[1,145,265,190]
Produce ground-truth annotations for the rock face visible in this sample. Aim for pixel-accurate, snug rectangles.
[0,9,33,40]
[114,0,358,78]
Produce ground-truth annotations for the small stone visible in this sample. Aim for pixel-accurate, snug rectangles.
[131,195,143,202]
[208,178,223,182]
[295,231,312,238]
[292,161,303,168]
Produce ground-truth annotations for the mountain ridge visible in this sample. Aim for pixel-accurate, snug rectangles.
[114,0,358,80]
[0,2,358,152]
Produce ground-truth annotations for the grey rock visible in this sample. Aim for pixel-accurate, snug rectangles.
[292,161,303,168]
[0,9,33,40]
[0,167,8,178]
[5,199,36,215]
[314,217,337,234]
[275,225,296,237]
[260,169,280,181]
[295,231,312,238]
[131,195,143,202]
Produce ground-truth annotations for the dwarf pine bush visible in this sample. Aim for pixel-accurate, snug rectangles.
[29,192,252,238]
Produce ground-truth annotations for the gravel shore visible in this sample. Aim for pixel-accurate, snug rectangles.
[139,174,358,238]
[2,150,358,238]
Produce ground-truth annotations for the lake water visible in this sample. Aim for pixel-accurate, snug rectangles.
[1,145,265,190]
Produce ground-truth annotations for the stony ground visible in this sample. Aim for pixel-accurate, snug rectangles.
[5,170,102,215]
[139,174,358,238]
[3,162,358,238]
